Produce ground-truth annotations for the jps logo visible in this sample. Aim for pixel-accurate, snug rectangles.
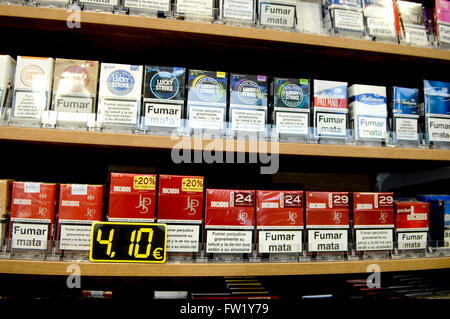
[38,206,48,218]
[333,212,343,224]
[135,195,152,214]
[237,211,248,225]
[379,212,388,224]
[86,208,95,219]
[183,196,200,216]
[287,211,297,225]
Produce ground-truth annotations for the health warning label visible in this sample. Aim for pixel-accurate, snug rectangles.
[355,229,393,251]
[166,224,200,253]
[206,230,252,253]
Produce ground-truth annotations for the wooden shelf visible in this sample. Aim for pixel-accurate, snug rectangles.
[0,257,449,277]
[0,5,449,61]
[0,126,449,161]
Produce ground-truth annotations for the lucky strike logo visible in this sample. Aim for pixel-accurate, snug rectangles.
[280,83,303,108]
[194,76,221,102]
[150,71,179,100]
[107,69,135,96]
[236,80,262,105]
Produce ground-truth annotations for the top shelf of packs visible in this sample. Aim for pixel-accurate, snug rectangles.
[0,5,449,62]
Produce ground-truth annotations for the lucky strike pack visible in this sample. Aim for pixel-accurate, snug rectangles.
[157,175,204,223]
[256,190,304,229]
[353,192,394,228]
[205,189,255,228]
[9,182,58,250]
[395,201,429,231]
[58,184,104,222]
[305,192,350,228]
[108,173,156,221]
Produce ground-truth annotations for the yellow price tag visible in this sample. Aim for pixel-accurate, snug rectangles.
[181,178,203,192]
[217,72,226,78]
[133,176,156,190]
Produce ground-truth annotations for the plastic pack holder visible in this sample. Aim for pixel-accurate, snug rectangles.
[78,0,120,13]
[122,0,173,17]
[219,0,256,26]
[173,0,218,22]
[258,0,298,31]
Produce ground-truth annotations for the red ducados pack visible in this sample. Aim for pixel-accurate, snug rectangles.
[108,173,156,222]
[395,201,429,231]
[305,192,350,228]
[256,190,304,229]
[353,192,394,228]
[57,184,104,252]
[9,182,58,251]
[205,189,255,229]
[157,175,204,223]
[58,184,104,222]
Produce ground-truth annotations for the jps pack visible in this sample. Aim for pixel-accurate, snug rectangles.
[353,192,394,252]
[313,80,348,139]
[305,191,350,228]
[158,175,204,254]
[324,0,365,37]
[305,191,350,253]
[229,73,268,134]
[9,182,58,251]
[108,173,156,222]
[205,189,255,254]
[186,69,228,131]
[142,66,186,129]
[256,190,304,254]
[272,77,310,135]
[57,184,104,252]
[11,56,54,123]
[348,84,388,141]
[205,189,255,228]
[58,184,104,222]
[257,190,304,229]
[157,175,204,223]
[353,192,394,228]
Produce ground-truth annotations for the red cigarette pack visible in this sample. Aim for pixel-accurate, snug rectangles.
[256,190,303,229]
[157,175,204,223]
[395,201,429,231]
[205,189,255,228]
[305,191,349,228]
[353,192,394,228]
[108,173,156,221]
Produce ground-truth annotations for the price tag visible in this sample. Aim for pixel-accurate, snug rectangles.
[90,222,167,263]
[133,175,156,190]
[181,178,203,192]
